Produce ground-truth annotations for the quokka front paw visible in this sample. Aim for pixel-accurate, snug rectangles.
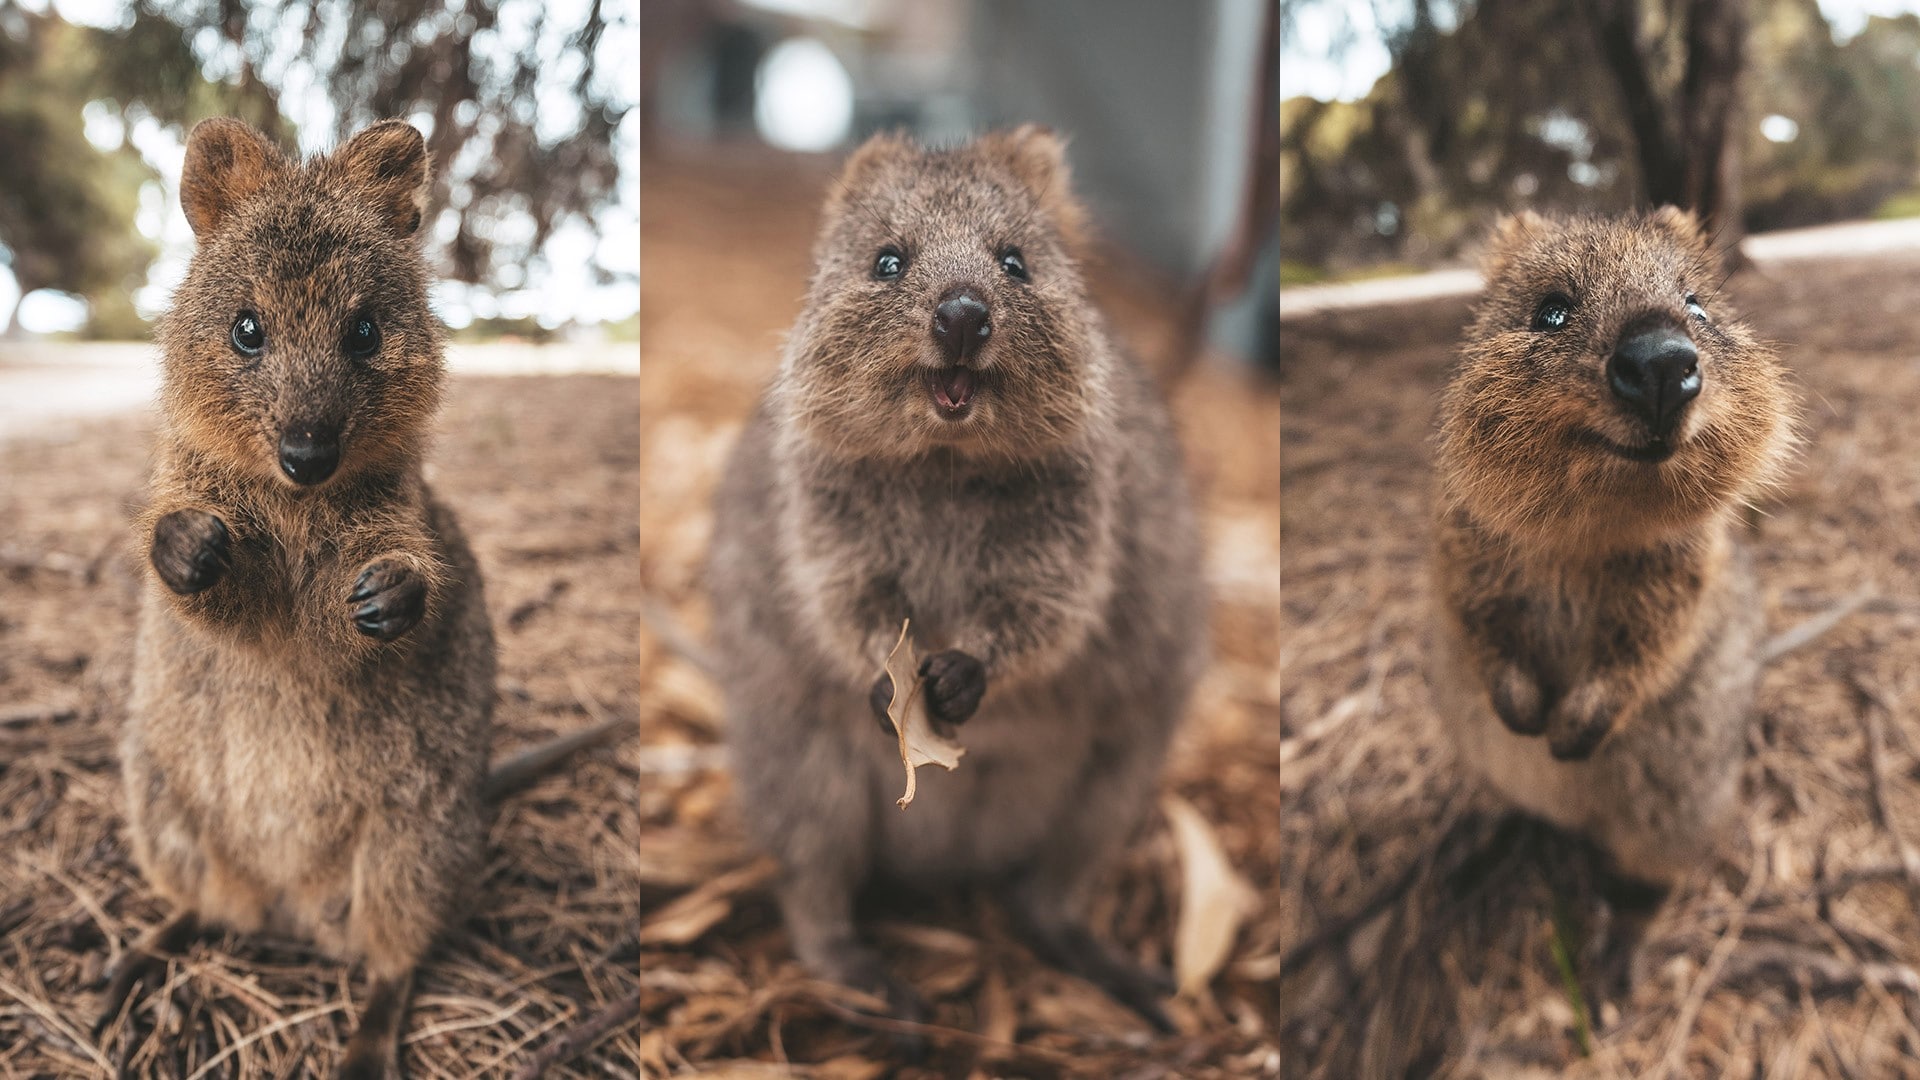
[151,509,231,594]
[1488,662,1548,736]
[1548,680,1624,760]
[919,649,986,725]
[349,560,426,641]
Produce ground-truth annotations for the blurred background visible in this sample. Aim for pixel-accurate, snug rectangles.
[1283,0,1920,283]
[0,0,637,343]
[637,1,1281,1074]
[643,0,1278,370]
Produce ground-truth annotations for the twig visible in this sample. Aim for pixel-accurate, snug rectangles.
[1660,842,1767,1078]
[505,578,572,631]
[1719,942,1920,997]
[1850,669,1920,894]
[810,994,1079,1066]
[508,989,640,1080]
[0,972,117,1072]
[1761,586,1874,665]
[0,705,79,728]
[482,676,636,801]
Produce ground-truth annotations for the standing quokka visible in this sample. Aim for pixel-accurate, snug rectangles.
[1430,208,1796,887]
[707,127,1207,1030]
[106,118,493,1079]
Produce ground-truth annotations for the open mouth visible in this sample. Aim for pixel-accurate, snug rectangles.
[924,366,977,419]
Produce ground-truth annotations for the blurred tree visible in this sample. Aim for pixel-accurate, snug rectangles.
[0,0,630,337]
[0,6,165,337]
[1587,0,1748,246]
[1283,0,1920,273]
[135,0,632,289]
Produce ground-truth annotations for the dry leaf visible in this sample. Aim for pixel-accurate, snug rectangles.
[1163,794,1258,997]
[882,618,965,808]
[638,857,779,945]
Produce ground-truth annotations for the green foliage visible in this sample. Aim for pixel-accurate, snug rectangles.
[0,11,155,334]
[1284,0,1920,273]
[449,315,557,344]
[0,0,631,339]
[1873,187,1920,220]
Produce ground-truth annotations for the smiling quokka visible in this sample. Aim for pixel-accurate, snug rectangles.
[1430,208,1796,887]
[108,117,493,1079]
[706,127,1208,1031]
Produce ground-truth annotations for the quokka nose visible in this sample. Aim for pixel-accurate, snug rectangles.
[932,288,991,364]
[278,423,341,485]
[1607,325,1701,438]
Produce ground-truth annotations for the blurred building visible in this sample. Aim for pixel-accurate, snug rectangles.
[644,0,1277,368]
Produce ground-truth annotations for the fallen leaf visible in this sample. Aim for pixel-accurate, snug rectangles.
[882,618,965,808]
[974,963,1018,1066]
[812,1055,892,1080]
[1163,794,1258,997]
[638,857,779,945]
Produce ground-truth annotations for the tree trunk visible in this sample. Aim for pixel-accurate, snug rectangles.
[1588,0,1748,256]
[1585,0,1686,207]
[1680,0,1747,249]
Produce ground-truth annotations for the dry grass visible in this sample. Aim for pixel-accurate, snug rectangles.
[0,373,641,1077]
[636,143,1281,1075]
[1279,256,1920,1077]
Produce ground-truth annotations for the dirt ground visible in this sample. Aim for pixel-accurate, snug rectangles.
[0,373,641,1077]
[637,144,1282,1076]
[1280,255,1920,1076]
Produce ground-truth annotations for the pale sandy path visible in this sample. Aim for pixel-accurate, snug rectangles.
[0,341,637,442]
[1280,216,1920,319]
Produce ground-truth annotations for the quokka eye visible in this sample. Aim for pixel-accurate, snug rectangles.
[1531,294,1573,332]
[344,314,381,359]
[872,247,906,281]
[1685,293,1708,322]
[230,311,265,356]
[999,247,1029,281]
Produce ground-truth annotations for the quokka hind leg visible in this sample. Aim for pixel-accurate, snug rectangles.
[94,908,201,1036]
[335,969,415,1080]
[1002,869,1176,1033]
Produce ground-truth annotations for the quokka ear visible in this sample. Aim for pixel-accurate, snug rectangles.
[981,124,1088,247]
[827,130,915,212]
[1648,204,1707,249]
[180,118,287,239]
[1481,209,1554,279]
[335,120,432,237]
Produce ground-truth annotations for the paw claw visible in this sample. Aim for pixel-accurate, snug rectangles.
[1547,681,1622,760]
[918,649,985,725]
[349,561,426,641]
[1490,663,1547,735]
[151,510,231,595]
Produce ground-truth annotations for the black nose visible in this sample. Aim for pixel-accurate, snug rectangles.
[279,423,341,485]
[932,289,991,364]
[1607,325,1701,438]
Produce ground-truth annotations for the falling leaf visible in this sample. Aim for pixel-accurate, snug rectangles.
[1163,794,1257,997]
[883,618,965,808]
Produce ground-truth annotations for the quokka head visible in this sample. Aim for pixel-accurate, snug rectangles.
[779,125,1109,463]
[1438,207,1798,552]
[160,117,443,490]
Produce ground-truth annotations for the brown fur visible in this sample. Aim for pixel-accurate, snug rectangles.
[706,128,1207,1031]
[1429,208,1796,885]
[115,118,493,1079]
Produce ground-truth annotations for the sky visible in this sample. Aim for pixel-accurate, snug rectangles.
[3,0,640,335]
[1281,0,1920,102]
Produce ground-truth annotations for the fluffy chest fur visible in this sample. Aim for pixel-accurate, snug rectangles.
[777,444,1113,661]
